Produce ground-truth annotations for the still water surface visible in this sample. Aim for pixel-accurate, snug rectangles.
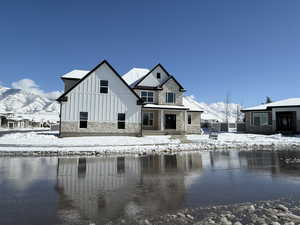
[1,151,300,225]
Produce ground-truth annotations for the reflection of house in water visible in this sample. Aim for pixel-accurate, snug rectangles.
[239,151,300,178]
[56,153,202,223]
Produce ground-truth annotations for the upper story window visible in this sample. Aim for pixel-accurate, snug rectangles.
[157,72,161,79]
[100,80,108,93]
[188,114,192,124]
[118,113,126,129]
[79,112,88,128]
[141,91,154,103]
[252,112,270,126]
[166,92,176,103]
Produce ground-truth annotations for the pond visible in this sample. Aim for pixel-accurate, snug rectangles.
[1,150,300,225]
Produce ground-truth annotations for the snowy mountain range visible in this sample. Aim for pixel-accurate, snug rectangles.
[0,85,60,122]
[183,96,243,123]
[0,85,242,123]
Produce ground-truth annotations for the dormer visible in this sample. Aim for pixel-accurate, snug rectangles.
[61,70,89,92]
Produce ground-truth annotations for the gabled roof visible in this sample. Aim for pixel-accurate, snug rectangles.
[241,98,300,112]
[132,63,171,88]
[61,69,89,80]
[57,60,142,102]
[159,76,185,91]
[122,68,149,87]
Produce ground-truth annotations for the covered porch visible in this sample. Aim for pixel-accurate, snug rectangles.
[141,105,189,135]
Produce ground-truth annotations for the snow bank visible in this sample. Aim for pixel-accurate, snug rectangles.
[1,131,300,156]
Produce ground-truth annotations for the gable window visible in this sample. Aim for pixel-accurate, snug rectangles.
[188,114,192,124]
[118,113,126,129]
[143,112,154,126]
[141,91,154,103]
[166,92,176,103]
[100,80,108,93]
[157,72,161,79]
[79,112,88,128]
[252,112,270,126]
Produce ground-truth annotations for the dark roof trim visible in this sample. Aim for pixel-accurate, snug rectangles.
[133,86,163,90]
[158,76,185,92]
[57,60,141,102]
[61,77,81,81]
[188,110,204,112]
[133,63,171,88]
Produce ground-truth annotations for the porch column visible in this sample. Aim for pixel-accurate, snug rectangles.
[160,110,164,131]
[184,111,187,132]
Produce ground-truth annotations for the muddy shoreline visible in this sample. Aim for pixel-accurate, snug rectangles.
[107,198,300,225]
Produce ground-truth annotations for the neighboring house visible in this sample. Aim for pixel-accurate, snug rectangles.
[57,60,203,137]
[241,98,300,134]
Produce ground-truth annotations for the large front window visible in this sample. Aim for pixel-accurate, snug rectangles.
[141,91,154,103]
[143,112,154,126]
[166,92,176,103]
[252,112,269,126]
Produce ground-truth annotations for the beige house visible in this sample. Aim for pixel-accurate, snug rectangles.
[241,98,300,134]
[122,64,203,135]
[57,60,202,137]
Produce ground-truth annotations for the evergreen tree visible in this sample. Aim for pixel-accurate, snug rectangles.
[266,96,272,103]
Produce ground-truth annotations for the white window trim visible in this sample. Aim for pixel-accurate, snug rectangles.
[79,112,88,129]
[100,80,109,94]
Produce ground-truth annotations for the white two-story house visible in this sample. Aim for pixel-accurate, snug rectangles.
[57,60,202,137]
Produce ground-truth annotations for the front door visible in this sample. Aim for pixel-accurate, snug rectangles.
[276,112,296,133]
[165,114,176,129]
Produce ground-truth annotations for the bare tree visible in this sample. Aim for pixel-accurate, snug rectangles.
[225,92,230,130]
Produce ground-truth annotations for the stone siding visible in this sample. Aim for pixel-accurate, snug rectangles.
[158,79,183,106]
[187,112,201,134]
[60,121,141,137]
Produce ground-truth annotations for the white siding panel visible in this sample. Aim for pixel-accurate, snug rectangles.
[61,63,141,123]
[139,66,169,87]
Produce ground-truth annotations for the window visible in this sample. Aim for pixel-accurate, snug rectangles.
[188,114,192,124]
[141,91,154,103]
[143,112,154,126]
[166,92,176,103]
[100,80,108,93]
[117,157,125,174]
[79,112,88,128]
[118,113,125,129]
[252,112,269,126]
[78,158,86,178]
[157,72,161,79]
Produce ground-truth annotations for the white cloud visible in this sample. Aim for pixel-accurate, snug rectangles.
[11,79,61,100]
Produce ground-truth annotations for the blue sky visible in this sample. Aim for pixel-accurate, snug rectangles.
[0,0,300,106]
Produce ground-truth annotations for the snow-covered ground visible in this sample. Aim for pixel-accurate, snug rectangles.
[1,131,300,155]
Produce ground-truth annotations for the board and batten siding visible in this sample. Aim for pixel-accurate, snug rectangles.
[60,63,141,136]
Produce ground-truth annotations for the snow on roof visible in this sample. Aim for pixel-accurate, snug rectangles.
[61,69,89,79]
[143,104,189,110]
[122,68,149,86]
[242,98,300,111]
[183,96,204,112]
